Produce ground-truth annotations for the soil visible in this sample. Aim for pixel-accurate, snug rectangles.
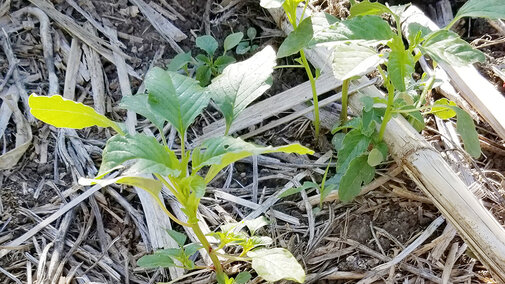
[1,0,505,283]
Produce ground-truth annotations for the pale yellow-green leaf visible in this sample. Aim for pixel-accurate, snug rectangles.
[192,137,314,183]
[248,248,305,283]
[29,94,124,134]
[431,98,457,119]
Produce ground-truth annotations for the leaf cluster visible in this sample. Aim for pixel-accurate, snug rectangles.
[168,30,258,87]
[265,0,499,202]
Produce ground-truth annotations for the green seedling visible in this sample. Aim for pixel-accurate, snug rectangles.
[236,27,259,55]
[264,0,504,202]
[28,45,310,283]
[168,32,244,86]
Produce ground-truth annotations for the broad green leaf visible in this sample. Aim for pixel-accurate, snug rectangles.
[248,236,273,247]
[349,0,394,18]
[277,17,313,58]
[374,141,389,160]
[146,68,210,137]
[388,36,415,92]
[339,155,375,202]
[214,55,236,72]
[235,42,251,55]
[331,117,361,134]
[220,222,243,234]
[336,129,371,173]
[167,51,193,71]
[224,32,244,51]
[447,106,482,158]
[156,248,182,258]
[308,12,340,38]
[28,94,123,134]
[184,243,202,256]
[361,96,375,111]
[166,229,187,246]
[331,132,346,151]
[407,23,433,45]
[361,107,382,137]
[196,35,218,56]
[397,104,425,131]
[137,254,175,268]
[260,0,285,8]
[98,134,180,177]
[247,27,257,39]
[196,53,211,64]
[244,216,269,235]
[421,30,485,66]
[431,98,457,119]
[196,65,212,86]
[331,44,382,80]
[208,46,276,133]
[234,271,252,284]
[248,248,305,283]
[455,0,505,21]
[120,94,165,130]
[367,148,384,166]
[192,136,313,183]
[279,181,319,198]
[310,15,394,46]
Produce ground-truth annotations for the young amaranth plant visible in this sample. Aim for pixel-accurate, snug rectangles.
[28,46,310,283]
[168,32,244,87]
[260,0,324,138]
[275,0,505,202]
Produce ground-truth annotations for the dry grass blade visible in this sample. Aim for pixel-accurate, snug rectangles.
[213,190,300,225]
[27,0,140,79]
[0,94,33,170]
[128,0,186,53]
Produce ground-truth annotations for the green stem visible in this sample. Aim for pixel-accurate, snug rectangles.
[340,79,350,127]
[393,105,431,114]
[378,83,395,141]
[300,1,309,23]
[394,15,402,38]
[273,65,305,69]
[155,174,179,199]
[215,252,251,262]
[415,75,436,109]
[159,128,168,147]
[406,75,436,125]
[299,49,320,138]
[190,223,225,279]
[224,123,230,136]
[180,133,186,157]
